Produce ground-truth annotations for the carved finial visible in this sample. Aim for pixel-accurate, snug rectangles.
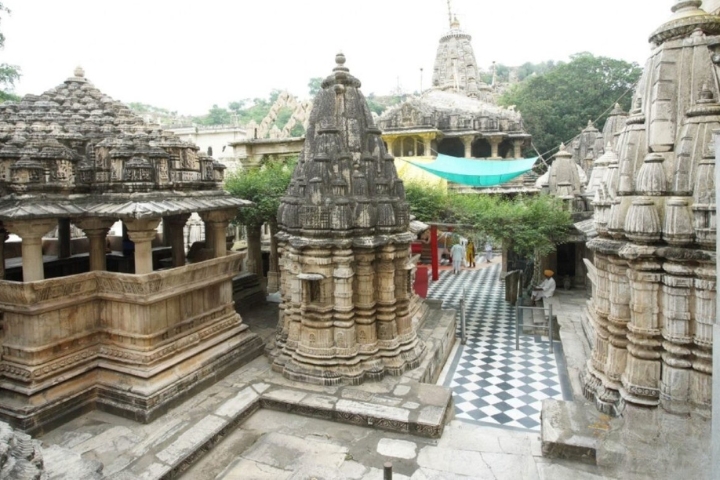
[447,0,453,28]
[333,52,349,74]
[451,15,460,28]
[74,66,85,78]
[335,52,346,67]
[611,103,624,115]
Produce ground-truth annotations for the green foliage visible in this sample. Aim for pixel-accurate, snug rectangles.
[499,52,642,156]
[275,106,293,129]
[515,60,558,81]
[224,158,296,227]
[289,122,305,137]
[404,181,449,222]
[0,4,20,102]
[404,181,573,259]
[196,104,232,126]
[308,77,323,97]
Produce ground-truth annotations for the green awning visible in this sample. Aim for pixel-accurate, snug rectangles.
[407,154,538,187]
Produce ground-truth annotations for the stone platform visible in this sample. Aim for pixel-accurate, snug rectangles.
[540,290,713,480]
[38,302,457,479]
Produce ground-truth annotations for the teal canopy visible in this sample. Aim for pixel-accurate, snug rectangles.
[407,154,538,187]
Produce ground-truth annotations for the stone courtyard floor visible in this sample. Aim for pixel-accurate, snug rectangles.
[35,261,704,479]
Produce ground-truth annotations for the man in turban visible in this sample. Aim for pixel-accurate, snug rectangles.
[531,270,556,305]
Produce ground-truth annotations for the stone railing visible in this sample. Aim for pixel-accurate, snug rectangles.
[0,252,246,393]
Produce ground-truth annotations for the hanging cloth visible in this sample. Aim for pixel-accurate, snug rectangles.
[407,154,538,187]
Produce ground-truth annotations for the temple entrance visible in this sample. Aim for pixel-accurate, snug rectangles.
[437,137,464,157]
[471,139,491,158]
[556,243,576,279]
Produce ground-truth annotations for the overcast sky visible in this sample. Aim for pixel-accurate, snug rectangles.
[3,0,674,115]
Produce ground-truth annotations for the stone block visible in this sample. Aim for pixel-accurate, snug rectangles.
[540,399,599,465]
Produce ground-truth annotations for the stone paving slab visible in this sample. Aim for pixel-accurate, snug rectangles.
[38,303,457,479]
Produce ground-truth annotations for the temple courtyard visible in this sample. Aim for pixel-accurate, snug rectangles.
[34,262,711,479]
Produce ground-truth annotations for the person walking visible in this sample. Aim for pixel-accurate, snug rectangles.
[450,240,465,275]
[484,240,493,263]
[466,240,476,268]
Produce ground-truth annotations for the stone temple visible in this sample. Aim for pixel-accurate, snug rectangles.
[583,0,719,415]
[272,53,426,385]
[378,16,534,193]
[0,68,263,432]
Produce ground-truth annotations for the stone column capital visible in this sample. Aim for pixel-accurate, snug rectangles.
[125,217,161,243]
[199,209,236,225]
[73,217,116,236]
[4,219,57,242]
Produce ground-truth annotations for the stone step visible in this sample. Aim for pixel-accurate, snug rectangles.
[541,398,606,466]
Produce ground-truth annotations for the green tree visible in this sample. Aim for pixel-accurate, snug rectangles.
[0,4,20,102]
[308,77,323,97]
[224,158,296,227]
[197,104,232,125]
[499,52,642,157]
[403,181,573,260]
[404,181,450,222]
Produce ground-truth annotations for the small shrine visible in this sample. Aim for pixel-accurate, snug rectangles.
[272,54,426,385]
[0,68,262,432]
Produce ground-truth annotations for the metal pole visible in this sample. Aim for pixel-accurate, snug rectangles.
[515,305,520,351]
[549,304,554,353]
[430,225,439,281]
[384,462,393,480]
[460,287,467,345]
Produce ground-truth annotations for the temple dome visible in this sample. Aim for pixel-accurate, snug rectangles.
[278,54,412,243]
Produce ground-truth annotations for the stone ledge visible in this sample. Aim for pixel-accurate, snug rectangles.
[541,398,603,465]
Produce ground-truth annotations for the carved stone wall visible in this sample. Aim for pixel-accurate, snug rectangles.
[0,253,262,432]
[583,1,720,416]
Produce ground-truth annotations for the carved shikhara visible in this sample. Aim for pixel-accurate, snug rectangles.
[272,55,426,385]
[583,2,719,416]
[0,252,262,432]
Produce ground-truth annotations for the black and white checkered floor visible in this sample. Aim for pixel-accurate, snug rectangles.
[429,264,570,431]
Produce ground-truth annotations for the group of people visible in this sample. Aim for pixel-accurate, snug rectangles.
[449,239,494,275]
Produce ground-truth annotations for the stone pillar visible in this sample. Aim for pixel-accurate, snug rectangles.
[73,218,115,271]
[422,134,433,157]
[246,223,263,279]
[385,138,395,157]
[332,248,356,356]
[0,223,7,280]
[200,209,234,258]
[204,220,215,251]
[124,218,161,275]
[58,217,71,259]
[513,139,524,159]
[622,261,663,407]
[658,262,695,413]
[604,257,630,395]
[376,245,398,345]
[714,130,720,478]
[267,222,281,293]
[488,136,503,159]
[460,135,474,158]
[393,246,412,337]
[691,263,715,413]
[354,249,377,350]
[5,219,57,282]
[164,214,190,267]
